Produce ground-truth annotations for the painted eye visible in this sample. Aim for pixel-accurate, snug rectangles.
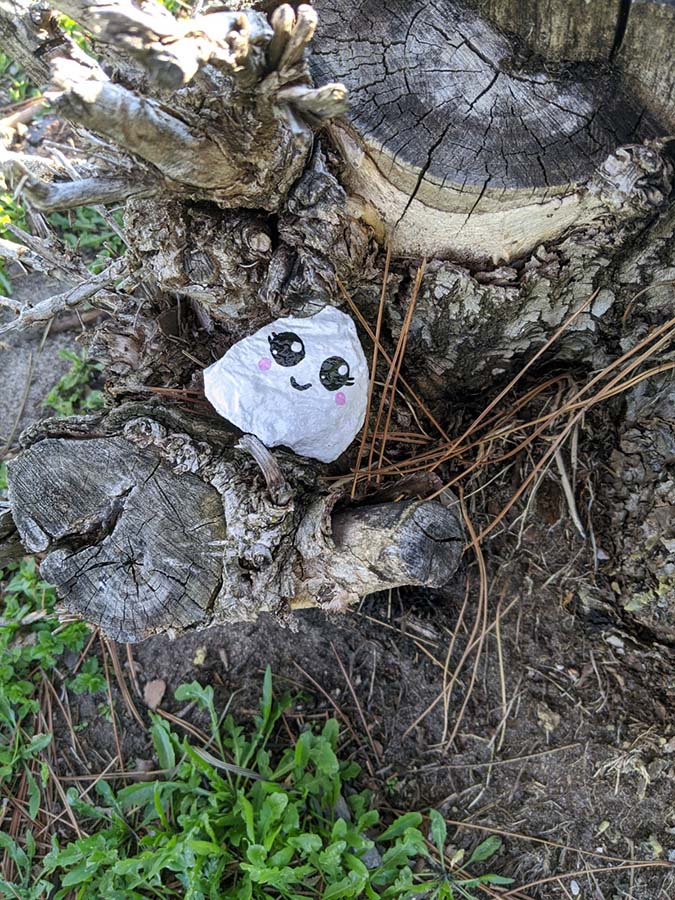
[268,332,305,367]
[320,356,353,391]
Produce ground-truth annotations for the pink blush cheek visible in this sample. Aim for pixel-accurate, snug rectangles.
[335,392,346,407]
[258,357,272,371]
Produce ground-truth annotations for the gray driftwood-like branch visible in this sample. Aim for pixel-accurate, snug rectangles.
[23,173,158,212]
[0,257,129,333]
[3,1,347,212]
[7,403,463,642]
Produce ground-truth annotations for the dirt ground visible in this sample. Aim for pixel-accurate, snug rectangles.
[66,534,675,899]
[3,276,675,900]
[0,272,79,448]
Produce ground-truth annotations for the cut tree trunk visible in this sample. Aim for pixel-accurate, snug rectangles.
[1,0,674,642]
[310,0,670,264]
[7,404,462,641]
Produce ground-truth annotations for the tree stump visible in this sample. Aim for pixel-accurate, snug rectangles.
[1,0,674,642]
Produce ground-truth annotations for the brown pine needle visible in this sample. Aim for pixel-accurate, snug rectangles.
[444,489,489,750]
[331,642,382,765]
[501,861,674,898]
[478,313,675,542]
[337,275,450,441]
[99,635,125,777]
[444,288,599,455]
[351,241,391,498]
[375,260,426,481]
[104,638,146,729]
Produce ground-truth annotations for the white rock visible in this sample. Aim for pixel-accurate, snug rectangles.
[204,306,369,463]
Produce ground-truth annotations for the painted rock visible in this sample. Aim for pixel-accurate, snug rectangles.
[204,306,369,462]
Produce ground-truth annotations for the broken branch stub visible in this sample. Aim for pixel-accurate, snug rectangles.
[7,404,463,642]
[15,1,348,212]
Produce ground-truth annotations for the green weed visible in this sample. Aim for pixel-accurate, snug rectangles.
[47,206,125,273]
[43,349,104,417]
[0,52,37,104]
[69,658,106,696]
[1,173,124,297]
[1,196,125,295]
[0,190,27,295]
[1,669,507,899]
[56,15,92,52]
[0,557,89,895]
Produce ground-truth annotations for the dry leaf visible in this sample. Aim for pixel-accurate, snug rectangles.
[143,678,166,710]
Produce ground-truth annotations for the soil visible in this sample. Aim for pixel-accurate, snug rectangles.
[0,271,80,448]
[59,500,675,900]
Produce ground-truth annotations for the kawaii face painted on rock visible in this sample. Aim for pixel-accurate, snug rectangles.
[261,331,355,405]
[203,306,369,463]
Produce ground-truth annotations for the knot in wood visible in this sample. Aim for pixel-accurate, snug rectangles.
[123,418,212,475]
[590,143,673,213]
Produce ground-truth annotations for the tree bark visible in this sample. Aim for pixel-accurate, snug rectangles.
[1,0,674,642]
[8,403,462,641]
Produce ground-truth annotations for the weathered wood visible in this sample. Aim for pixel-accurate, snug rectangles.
[7,403,463,641]
[0,257,128,334]
[310,0,667,263]
[618,0,675,128]
[389,199,675,394]
[3,2,347,215]
[25,173,158,212]
[0,0,73,85]
[2,0,675,645]
[9,434,226,640]
[0,503,22,564]
[119,144,375,333]
[476,0,622,62]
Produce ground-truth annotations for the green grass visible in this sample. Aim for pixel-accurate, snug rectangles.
[0,52,37,105]
[47,207,126,274]
[43,349,105,417]
[0,191,125,295]
[0,557,90,897]
[0,654,510,899]
[0,191,28,295]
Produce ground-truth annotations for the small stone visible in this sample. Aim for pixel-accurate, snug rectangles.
[134,758,156,781]
[605,634,625,651]
[536,701,561,735]
[203,307,369,463]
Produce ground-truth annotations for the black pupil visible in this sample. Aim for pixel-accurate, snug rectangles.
[320,356,351,391]
[268,332,305,367]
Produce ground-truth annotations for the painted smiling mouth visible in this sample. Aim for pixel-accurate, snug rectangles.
[290,376,312,391]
